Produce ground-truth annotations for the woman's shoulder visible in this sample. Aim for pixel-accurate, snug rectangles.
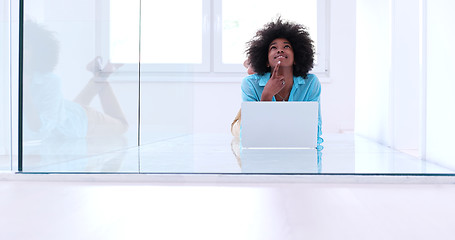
[304,73,321,86]
[243,73,263,82]
[305,73,319,81]
[242,73,270,86]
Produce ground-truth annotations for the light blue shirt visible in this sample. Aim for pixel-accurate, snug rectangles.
[241,73,323,145]
[24,72,88,141]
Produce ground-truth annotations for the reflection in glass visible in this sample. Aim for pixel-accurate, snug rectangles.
[110,0,203,64]
[230,137,322,173]
[21,0,139,172]
[240,148,321,174]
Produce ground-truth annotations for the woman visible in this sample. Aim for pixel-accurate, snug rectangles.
[240,17,323,145]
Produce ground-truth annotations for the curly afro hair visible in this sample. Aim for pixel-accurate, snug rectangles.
[24,20,60,73]
[246,17,314,78]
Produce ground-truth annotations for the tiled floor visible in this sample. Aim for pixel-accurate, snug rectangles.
[1,178,455,240]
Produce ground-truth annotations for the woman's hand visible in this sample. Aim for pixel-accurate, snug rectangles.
[261,61,286,101]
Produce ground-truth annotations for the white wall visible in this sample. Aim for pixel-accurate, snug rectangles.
[320,0,356,133]
[426,0,455,169]
[390,0,422,151]
[356,0,422,154]
[356,0,455,170]
[355,0,393,146]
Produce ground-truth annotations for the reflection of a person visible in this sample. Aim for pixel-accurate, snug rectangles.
[241,17,323,146]
[22,21,128,171]
[23,21,128,141]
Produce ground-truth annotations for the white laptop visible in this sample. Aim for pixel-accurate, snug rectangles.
[241,101,318,149]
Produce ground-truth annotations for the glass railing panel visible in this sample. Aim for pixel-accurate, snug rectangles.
[21,0,140,172]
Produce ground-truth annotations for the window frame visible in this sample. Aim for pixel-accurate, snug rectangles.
[213,0,329,74]
[139,0,211,73]
[100,0,329,77]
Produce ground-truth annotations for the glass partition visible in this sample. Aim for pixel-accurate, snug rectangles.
[17,0,455,175]
[21,0,140,172]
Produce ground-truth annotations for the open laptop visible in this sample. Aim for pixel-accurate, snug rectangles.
[241,101,318,149]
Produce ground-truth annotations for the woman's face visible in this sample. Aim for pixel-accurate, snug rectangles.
[267,38,294,69]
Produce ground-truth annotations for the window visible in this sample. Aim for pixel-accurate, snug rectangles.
[108,0,209,72]
[215,0,328,73]
[108,0,328,74]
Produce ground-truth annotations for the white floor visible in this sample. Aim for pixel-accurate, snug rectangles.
[1,176,455,240]
[3,133,455,239]
[16,133,455,174]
